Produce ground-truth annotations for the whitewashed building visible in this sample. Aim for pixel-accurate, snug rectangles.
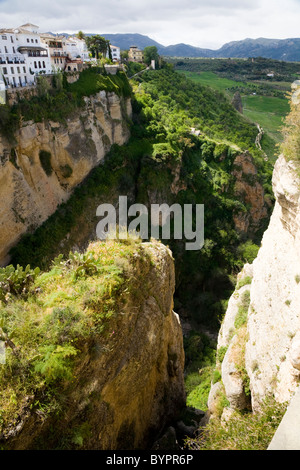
[40,33,69,71]
[110,45,120,62]
[14,24,52,77]
[63,36,89,61]
[0,27,29,87]
[0,24,52,88]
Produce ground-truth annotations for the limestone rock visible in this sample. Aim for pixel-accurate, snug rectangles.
[0,92,132,266]
[4,241,186,450]
[232,152,269,235]
[222,335,250,411]
[213,152,300,413]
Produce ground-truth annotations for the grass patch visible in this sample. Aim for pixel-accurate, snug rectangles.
[0,237,147,437]
[186,397,287,450]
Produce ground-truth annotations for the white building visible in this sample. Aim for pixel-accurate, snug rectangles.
[0,28,29,87]
[40,33,69,72]
[15,24,52,76]
[63,36,89,61]
[110,45,120,62]
[0,24,52,88]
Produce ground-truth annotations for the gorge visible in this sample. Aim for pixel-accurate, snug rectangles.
[0,64,299,450]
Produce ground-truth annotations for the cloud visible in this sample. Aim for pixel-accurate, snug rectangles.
[0,0,300,48]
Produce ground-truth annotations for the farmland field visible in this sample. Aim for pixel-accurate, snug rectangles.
[177,68,292,160]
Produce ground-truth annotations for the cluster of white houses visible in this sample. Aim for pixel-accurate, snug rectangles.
[0,23,121,91]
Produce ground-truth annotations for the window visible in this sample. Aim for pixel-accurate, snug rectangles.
[43,61,45,68]
[34,61,37,68]
[10,36,14,43]
[11,67,14,74]
[31,39,34,43]
[1,35,7,40]
[27,38,30,43]
[17,67,20,73]
[4,46,8,53]
[12,47,15,53]
[38,61,41,68]
[35,39,38,43]
[23,66,26,72]
[3,67,7,74]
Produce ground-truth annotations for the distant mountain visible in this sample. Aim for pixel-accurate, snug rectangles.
[57,32,300,61]
[216,38,300,61]
[102,35,300,62]
[159,43,212,58]
[100,33,162,50]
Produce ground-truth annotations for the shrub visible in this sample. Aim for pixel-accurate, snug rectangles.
[186,397,288,450]
[234,290,250,329]
[0,264,40,302]
[39,150,53,176]
[34,343,78,383]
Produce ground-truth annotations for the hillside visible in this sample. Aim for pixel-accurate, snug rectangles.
[0,63,288,450]
[59,32,300,61]
[187,85,300,450]
[0,239,186,449]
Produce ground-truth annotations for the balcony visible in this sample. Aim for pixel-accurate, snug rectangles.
[0,54,25,65]
[28,50,48,57]
[51,51,69,57]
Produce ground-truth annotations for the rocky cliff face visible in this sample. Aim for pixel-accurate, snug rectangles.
[1,240,186,450]
[209,152,300,416]
[0,91,132,266]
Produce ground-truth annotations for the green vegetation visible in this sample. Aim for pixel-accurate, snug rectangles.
[10,67,273,332]
[0,237,145,440]
[171,57,295,161]
[234,290,250,329]
[186,397,287,450]
[242,94,290,144]
[281,96,300,163]
[5,67,131,126]
[183,331,216,411]
[0,59,293,451]
[178,71,246,94]
[39,150,53,176]
[85,35,111,60]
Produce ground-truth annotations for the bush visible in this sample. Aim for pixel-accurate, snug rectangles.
[34,343,78,383]
[186,397,288,450]
[39,150,53,176]
[0,264,40,302]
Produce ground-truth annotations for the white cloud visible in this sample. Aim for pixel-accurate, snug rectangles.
[0,0,300,49]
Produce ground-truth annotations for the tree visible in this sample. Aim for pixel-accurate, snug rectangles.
[143,46,159,67]
[77,30,85,40]
[85,35,110,60]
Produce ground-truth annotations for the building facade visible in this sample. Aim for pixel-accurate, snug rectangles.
[0,23,52,88]
[64,36,89,61]
[110,45,121,62]
[128,46,144,63]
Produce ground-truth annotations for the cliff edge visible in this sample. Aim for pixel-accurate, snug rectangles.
[0,90,132,266]
[208,86,300,419]
[0,239,185,450]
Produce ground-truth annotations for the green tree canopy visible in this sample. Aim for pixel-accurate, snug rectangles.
[85,35,110,59]
[76,31,85,40]
[143,46,159,67]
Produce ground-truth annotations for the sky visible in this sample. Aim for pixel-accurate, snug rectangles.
[1,0,300,49]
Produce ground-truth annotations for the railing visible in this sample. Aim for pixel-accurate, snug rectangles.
[0,55,25,64]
